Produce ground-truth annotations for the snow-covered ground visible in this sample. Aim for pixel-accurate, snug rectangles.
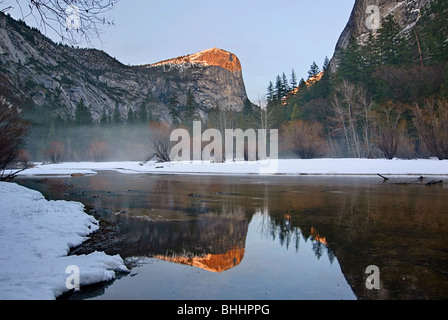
[0,182,129,300]
[13,158,448,177]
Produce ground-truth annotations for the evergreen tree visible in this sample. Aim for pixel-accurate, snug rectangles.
[74,98,91,125]
[100,106,109,125]
[127,107,135,123]
[183,88,198,126]
[267,81,275,102]
[112,102,121,125]
[322,56,330,72]
[275,75,283,100]
[169,92,180,126]
[282,72,290,94]
[242,98,253,115]
[138,103,148,123]
[290,69,298,89]
[308,61,320,79]
[337,36,363,83]
[239,98,255,129]
[415,0,448,64]
[375,15,411,66]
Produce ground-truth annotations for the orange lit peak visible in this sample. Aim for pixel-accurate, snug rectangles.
[150,47,242,73]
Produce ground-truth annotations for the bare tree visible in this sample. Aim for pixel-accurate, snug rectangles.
[358,85,374,158]
[413,99,448,160]
[372,101,409,159]
[1,0,118,45]
[89,140,109,161]
[256,96,283,133]
[42,140,65,163]
[282,120,327,159]
[330,80,373,158]
[330,91,351,156]
[143,122,172,163]
[0,96,28,181]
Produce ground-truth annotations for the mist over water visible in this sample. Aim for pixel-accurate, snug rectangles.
[25,123,158,162]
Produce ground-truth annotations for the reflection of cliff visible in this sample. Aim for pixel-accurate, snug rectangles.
[156,247,245,273]
[115,214,249,261]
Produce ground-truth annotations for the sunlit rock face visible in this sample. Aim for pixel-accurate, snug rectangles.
[150,47,242,73]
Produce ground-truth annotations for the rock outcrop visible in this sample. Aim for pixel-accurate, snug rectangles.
[330,0,431,71]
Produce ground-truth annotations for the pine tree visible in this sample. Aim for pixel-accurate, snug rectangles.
[290,69,298,89]
[418,0,448,63]
[240,98,255,129]
[100,106,109,125]
[242,98,253,115]
[74,98,91,125]
[275,75,283,100]
[127,107,135,123]
[375,15,411,66]
[112,102,121,125]
[282,72,290,94]
[337,36,363,83]
[267,81,275,102]
[183,88,198,126]
[322,56,330,72]
[169,93,180,126]
[308,61,320,79]
[138,103,148,123]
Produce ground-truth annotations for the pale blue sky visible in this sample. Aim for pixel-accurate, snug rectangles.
[9,0,355,101]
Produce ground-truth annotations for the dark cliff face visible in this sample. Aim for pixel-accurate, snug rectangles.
[330,0,430,71]
[0,13,248,124]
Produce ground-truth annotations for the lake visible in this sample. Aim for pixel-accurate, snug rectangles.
[16,172,448,300]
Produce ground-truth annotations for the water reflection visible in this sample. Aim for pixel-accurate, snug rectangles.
[16,172,448,300]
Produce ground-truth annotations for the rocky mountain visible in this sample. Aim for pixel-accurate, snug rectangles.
[0,12,248,125]
[330,0,431,71]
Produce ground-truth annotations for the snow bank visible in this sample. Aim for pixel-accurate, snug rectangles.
[142,158,448,176]
[12,161,141,176]
[0,182,129,300]
[15,158,447,177]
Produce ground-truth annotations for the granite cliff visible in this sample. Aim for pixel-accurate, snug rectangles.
[0,12,248,125]
[330,0,431,71]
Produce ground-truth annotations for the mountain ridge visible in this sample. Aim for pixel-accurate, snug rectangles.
[0,12,248,124]
[149,47,242,73]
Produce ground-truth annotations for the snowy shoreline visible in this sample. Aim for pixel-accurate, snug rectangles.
[0,182,129,300]
[12,158,448,177]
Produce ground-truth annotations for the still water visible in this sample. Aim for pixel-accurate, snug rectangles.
[16,172,448,300]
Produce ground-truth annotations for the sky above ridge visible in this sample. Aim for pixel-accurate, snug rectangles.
[8,0,355,102]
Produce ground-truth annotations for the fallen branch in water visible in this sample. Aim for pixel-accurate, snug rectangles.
[377,174,443,186]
